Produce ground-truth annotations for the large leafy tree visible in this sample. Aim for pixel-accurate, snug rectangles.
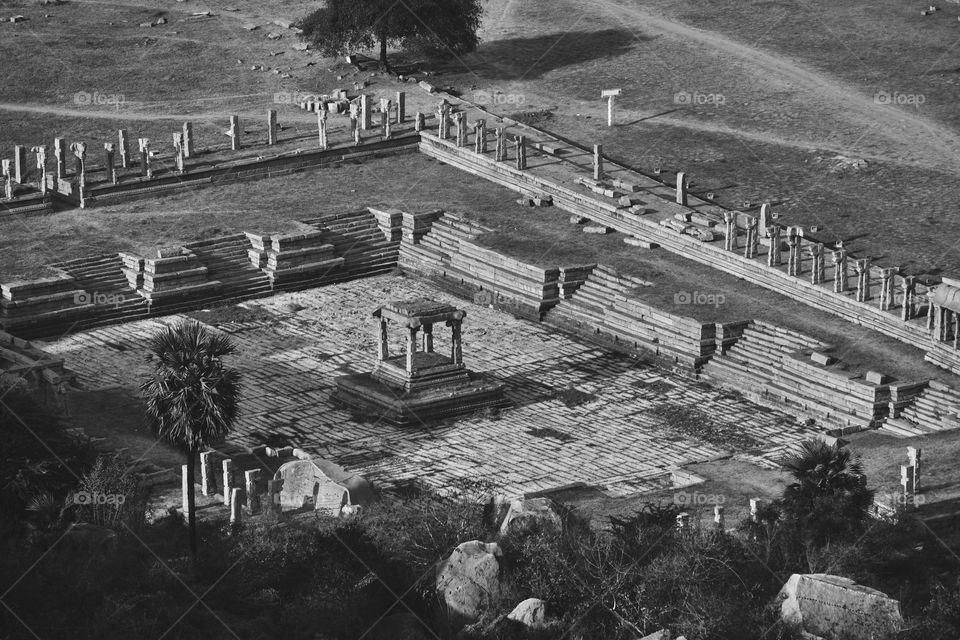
[140,320,241,557]
[298,0,483,70]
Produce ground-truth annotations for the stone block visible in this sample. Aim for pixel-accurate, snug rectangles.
[583,225,614,234]
[810,351,836,366]
[865,371,890,385]
[624,237,658,249]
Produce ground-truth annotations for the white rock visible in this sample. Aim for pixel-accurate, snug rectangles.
[436,540,503,629]
[507,598,548,629]
[777,574,902,640]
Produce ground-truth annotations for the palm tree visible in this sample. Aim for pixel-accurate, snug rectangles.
[140,320,241,557]
[780,439,874,542]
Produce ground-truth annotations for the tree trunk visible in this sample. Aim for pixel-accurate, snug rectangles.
[379,34,390,72]
[187,447,198,560]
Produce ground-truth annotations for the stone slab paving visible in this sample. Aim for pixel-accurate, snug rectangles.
[43,275,822,498]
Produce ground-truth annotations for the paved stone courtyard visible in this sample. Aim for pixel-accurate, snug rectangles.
[44,275,821,498]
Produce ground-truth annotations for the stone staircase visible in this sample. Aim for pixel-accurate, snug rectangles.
[50,254,150,329]
[301,208,401,285]
[184,234,274,302]
[882,380,960,438]
[701,321,884,434]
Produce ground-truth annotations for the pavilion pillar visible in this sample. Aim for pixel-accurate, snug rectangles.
[423,324,434,353]
[376,318,388,360]
[406,326,418,374]
[450,320,463,366]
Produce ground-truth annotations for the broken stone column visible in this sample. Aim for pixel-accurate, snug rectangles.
[787,227,803,276]
[267,479,283,516]
[317,109,328,149]
[353,114,362,146]
[676,512,690,532]
[117,130,130,169]
[138,138,151,178]
[267,109,278,145]
[229,488,244,524]
[200,450,217,496]
[879,267,896,310]
[855,258,871,302]
[70,142,87,194]
[397,91,406,122]
[455,112,466,147]
[245,469,262,514]
[750,498,763,522]
[901,464,916,508]
[515,135,527,170]
[103,142,118,184]
[437,101,450,139]
[593,145,604,181]
[901,275,916,321]
[229,116,241,151]
[759,203,771,237]
[832,245,848,293]
[495,128,506,162]
[13,145,26,184]
[182,122,193,158]
[172,132,186,174]
[182,464,191,517]
[723,211,737,251]
[808,243,825,284]
[908,446,921,492]
[54,137,67,180]
[31,146,47,194]
[714,505,725,529]
[381,99,392,139]
[767,224,783,267]
[414,112,425,132]
[474,119,486,154]
[222,458,234,506]
[360,94,371,130]
[1,160,12,200]
[744,217,758,259]
[675,172,687,206]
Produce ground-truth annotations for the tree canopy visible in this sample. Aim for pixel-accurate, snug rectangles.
[298,0,483,69]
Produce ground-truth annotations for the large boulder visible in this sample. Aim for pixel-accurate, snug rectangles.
[436,540,503,629]
[776,573,902,640]
[506,597,549,629]
[273,458,374,515]
[498,497,562,537]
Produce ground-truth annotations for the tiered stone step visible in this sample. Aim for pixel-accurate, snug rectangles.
[0,275,97,338]
[545,265,714,370]
[886,380,960,437]
[702,322,883,434]
[137,249,223,311]
[49,253,150,330]
[184,234,273,303]
[251,229,344,289]
[306,208,400,283]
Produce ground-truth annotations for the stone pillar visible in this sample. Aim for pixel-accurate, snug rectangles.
[901,464,916,508]
[54,137,67,180]
[360,94,371,130]
[406,326,417,374]
[229,488,244,524]
[229,116,241,151]
[749,498,763,522]
[878,268,894,310]
[353,115,362,146]
[182,122,193,158]
[438,101,450,139]
[1,161,11,200]
[117,130,130,169]
[222,458,234,506]
[832,246,848,293]
[767,224,783,267]
[744,217,758,259]
[723,211,737,251]
[787,228,802,276]
[104,143,117,184]
[245,469,262,515]
[414,112,425,132]
[397,91,406,122]
[317,109,328,149]
[593,144,604,181]
[182,464,191,517]
[31,146,47,194]
[200,450,217,495]
[676,512,690,532]
[267,479,283,516]
[676,172,687,206]
[808,243,825,284]
[515,136,527,170]
[267,109,278,145]
[474,120,486,154]
[495,128,506,162]
[759,203,771,237]
[455,112,466,147]
[381,99,393,139]
[901,276,916,321]
[423,324,434,353]
[13,145,26,183]
[928,294,936,332]
[855,259,871,302]
[714,505,725,529]
[376,318,388,360]
[450,320,463,365]
[138,138,151,178]
[908,446,921,492]
[172,133,185,174]
[70,142,87,195]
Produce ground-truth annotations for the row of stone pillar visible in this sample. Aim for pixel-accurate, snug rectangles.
[433,100,529,170]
